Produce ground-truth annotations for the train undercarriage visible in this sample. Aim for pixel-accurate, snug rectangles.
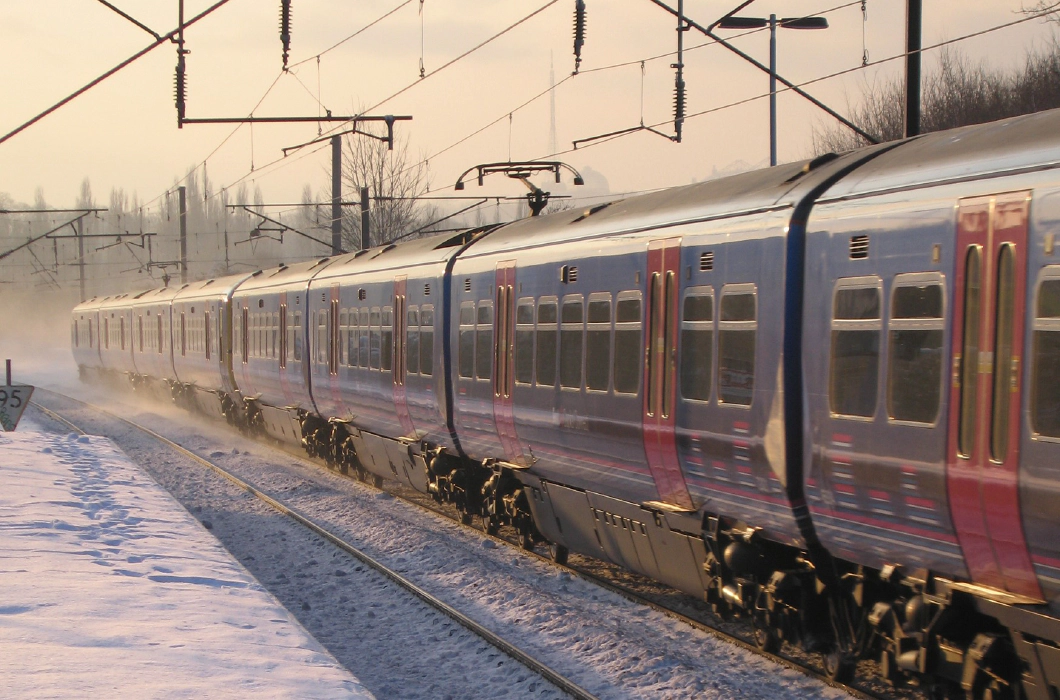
[99,369,1060,699]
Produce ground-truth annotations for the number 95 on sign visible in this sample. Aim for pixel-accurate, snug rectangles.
[0,385,34,431]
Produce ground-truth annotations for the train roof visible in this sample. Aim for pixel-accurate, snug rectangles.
[819,107,1060,201]
[459,147,888,257]
[311,226,499,283]
[232,256,336,295]
[172,272,254,304]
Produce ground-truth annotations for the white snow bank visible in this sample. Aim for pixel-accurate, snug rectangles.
[0,429,373,699]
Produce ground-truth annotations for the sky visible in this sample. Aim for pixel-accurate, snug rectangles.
[0,0,1056,215]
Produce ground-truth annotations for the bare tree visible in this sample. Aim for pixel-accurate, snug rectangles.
[340,124,436,249]
[813,41,1060,155]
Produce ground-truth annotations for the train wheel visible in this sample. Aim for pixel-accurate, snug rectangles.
[482,512,499,536]
[459,511,473,526]
[752,615,780,654]
[822,647,856,684]
[547,543,569,566]
[519,529,534,550]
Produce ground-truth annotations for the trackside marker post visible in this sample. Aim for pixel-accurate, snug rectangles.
[0,360,34,431]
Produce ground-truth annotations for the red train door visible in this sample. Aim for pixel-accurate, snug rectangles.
[393,277,416,436]
[642,239,694,510]
[493,261,525,463]
[946,192,1043,600]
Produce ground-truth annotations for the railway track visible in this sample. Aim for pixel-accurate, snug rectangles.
[29,389,597,700]
[29,386,909,700]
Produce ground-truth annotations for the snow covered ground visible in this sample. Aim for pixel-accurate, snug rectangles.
[0,425,372,699]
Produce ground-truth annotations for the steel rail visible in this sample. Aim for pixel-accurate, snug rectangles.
[28,389,600,700]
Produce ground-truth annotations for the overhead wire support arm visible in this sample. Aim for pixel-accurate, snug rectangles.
[228,205,339,252]
[95,0,162,39]
[0,212,95,263]
[646,0,879,145]
[280,115,413,154]
[0,0,233,146]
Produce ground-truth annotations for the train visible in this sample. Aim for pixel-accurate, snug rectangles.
[72,108,1060,698]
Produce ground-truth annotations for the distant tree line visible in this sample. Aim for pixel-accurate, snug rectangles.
[813,34,1060,154]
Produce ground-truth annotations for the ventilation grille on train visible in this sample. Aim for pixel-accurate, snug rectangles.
[358,289,366,301]
[560,265,578,283]
[700,251,714,271]
[463,278,472,292]
[849,235,870,259]
[424,283,431,296]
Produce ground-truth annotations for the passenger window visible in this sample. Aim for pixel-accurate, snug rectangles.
[317,310,328,365]
[515,299,535,385]
[358,309,369,367]
[339,310,348,366]
[830,279,881,418]
[420,306,434,377]
[681,289,713,402]
[586,296,611,391]
[718,286,757,406]
[560,297,584,389]
[888,275,944,424]
[407,307,420,376]
[536,299,558,387]
[459,302,475,378]
[614,294,641,394]
[1032,271,1060,438]
[346,309,358,367]
[381,307,393,371]
[369,308,381,369]
[476,301,493,380]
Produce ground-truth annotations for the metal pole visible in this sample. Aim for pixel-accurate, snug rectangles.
[769,14,777,167]
[331,135,342,256]
[178,185,188,284]
[904,0,922,138]
[77,216,86,301]
[6,359,11,386]
[360,186,370,250]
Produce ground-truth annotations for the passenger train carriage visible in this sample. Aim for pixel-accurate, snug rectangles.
[73,109,1060,698]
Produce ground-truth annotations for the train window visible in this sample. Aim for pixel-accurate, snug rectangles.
[1032,271,1060,438]
[990,246,1017,460]
[681,289,714,402]
[536,299,558,387]
[888,274,944,424]
[586,295,611,392]
[345,309,356,367]
[958,249,982,456]
[121,316,126,351]
[476,301,493,380]
[382,308,395,371]
[365,308,378,369]
[829,278,881,418]
[420,306,434,377]
[289,311,301,362]
[560,297,584,389]
[614,293,641,394]
[358,309,369,367]
[459,302,475,378]
[718,285,757,406]
[515,298,535,385]
[407,306,420,376]
[316,310,327,365]
[157,315,163,355]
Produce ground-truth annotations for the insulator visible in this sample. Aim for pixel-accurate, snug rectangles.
[279,0,292,68]
[673,72,685,142]
[174,56,187,123]
[572,0,586,75]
